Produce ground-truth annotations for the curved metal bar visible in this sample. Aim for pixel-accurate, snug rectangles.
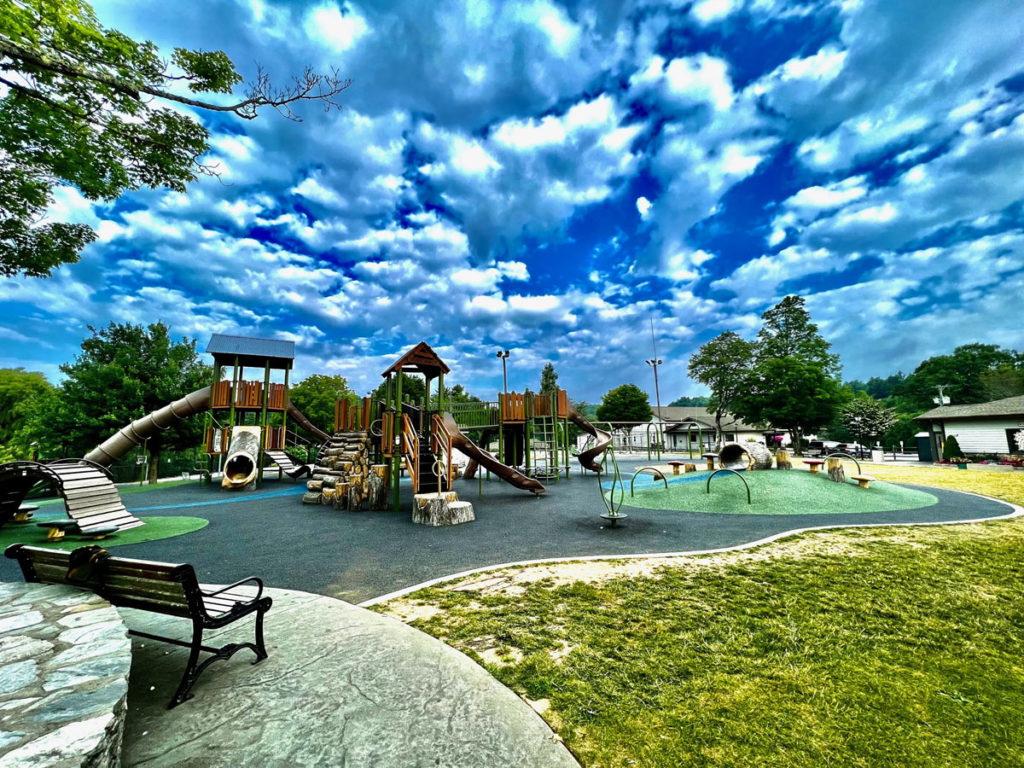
[705,468,751,505]
[823,452,862,475]
[630,466,668,497]
[597,441,626,519]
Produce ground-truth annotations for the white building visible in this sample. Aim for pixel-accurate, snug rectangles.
[916,395,1024,458]
[583,406,776,454]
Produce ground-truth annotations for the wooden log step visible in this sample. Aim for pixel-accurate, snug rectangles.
[302,492,322,505]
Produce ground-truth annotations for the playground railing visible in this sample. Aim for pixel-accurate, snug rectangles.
[401,414,419,490]
[431,414,455,490]
[448,401,499,429]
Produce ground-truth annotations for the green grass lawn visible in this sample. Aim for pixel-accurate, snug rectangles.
[380,469,1024,767]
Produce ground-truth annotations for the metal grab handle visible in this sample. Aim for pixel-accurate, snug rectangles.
[705,468,751,504]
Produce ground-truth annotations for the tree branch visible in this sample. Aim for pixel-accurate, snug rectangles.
[0,37,351,120]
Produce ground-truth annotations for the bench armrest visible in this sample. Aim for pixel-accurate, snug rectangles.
[203,576,264,601]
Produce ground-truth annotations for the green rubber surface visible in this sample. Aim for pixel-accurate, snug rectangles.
[0,516,209,551]
[621,471,938,515]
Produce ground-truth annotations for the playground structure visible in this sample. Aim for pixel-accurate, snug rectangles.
[83,335,330,491]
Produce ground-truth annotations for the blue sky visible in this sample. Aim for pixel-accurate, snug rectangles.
[2,0,1023,404]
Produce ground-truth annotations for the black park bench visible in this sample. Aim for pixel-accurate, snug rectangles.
[5,543,272,709]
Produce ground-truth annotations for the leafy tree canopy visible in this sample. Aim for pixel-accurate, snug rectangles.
[845,373,906,400]
[980,363,1024,401]
[0,367,52,458]
[755,295,841,378]
[596,384,652,429]
[687,331,754,445]
[539,362,559,394]
[668,395,710,407]
[288,374,357,435]
[45,322,209,480]
[894,343,1021,412]
[732,357,849,452]
[839,394,897,447]
[0,0,350,277]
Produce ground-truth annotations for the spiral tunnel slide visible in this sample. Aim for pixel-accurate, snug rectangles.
[567,404,612,472]
[83,386,330,486]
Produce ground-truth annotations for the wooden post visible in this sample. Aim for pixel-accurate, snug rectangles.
[827,458,846,483]
[392,373,402,511]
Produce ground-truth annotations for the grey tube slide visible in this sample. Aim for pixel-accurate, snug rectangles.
[84,386,331,466]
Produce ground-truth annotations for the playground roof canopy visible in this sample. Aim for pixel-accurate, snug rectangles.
[206,334,295,369]
[382,341,451,378]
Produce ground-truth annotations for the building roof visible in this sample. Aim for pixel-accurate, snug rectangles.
[381,341,451,378]
[916,395,1024,420]
[205,334,295,369]
[653,406,765,433]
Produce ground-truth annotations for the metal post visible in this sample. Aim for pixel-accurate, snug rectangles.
[392,372,403,511]
[258,361,270,485]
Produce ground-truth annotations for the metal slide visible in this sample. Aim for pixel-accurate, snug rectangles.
[566,404,612,472]
[84,386,330,466]
[439,412,546,495]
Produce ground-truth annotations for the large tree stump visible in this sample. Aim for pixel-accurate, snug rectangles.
[412,491,459,525]
[827,458,846,483]
[367,465,389,510]
[414,497,475,526]
[333,482,350,510]
[775,450,792,470]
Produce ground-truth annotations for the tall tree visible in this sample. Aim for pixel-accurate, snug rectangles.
[596,384,652,445]
[0,0,350,277]
[55,322,210,481]
[980,363,1024,401]
[894,344,1020,411]
[755,295,841,378]
[539,363,559,394]
[840,395,897,448]
[0,367,53,459]
[687,332,754,447]
[288,374,357,435]
[732,357,848,452]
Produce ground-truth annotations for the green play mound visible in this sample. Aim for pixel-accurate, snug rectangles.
[621,471,938,515]
[1,516,208,551]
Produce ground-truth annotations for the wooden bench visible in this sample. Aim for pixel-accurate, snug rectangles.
[850,474,875,489]
[5,544,272,709]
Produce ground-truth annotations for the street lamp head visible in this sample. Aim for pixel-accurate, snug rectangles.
[645,358,662,366]
[496,350,510,359]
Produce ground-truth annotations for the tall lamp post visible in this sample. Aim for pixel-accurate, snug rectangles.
[645,357,663,452]
[496,350,510,393]
[646,317,664,454]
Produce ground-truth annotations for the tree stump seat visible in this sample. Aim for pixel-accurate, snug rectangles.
[850,474,875,489]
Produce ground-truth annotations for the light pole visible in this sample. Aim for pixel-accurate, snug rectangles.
[646,317,664,454]
[496,350,510,393]
[645,357,663,452]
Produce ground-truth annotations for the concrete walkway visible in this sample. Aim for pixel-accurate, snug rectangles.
[119,587,578,767]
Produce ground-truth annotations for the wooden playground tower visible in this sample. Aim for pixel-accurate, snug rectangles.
[202,334,295,486]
